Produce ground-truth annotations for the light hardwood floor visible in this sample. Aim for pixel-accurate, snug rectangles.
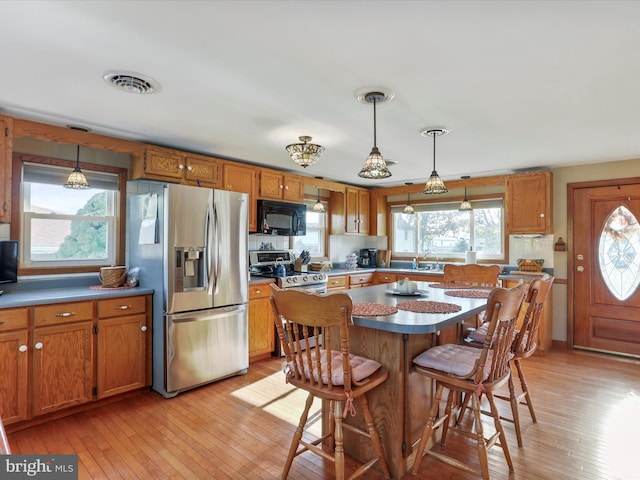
[7,347,640,479]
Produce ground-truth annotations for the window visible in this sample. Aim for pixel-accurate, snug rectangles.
[391,198,505,261]
[16,156,125,273]
[293,198,327,257]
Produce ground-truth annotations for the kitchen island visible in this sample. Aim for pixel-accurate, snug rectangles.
[330,281,490,479]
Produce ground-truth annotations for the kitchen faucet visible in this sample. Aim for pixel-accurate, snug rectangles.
[422,251,440,270]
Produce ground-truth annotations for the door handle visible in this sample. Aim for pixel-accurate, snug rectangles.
[577,266,584,272]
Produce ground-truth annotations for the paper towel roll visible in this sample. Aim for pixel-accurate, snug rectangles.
[465,250,477,264]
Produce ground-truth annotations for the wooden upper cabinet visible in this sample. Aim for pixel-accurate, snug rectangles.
[221,161,258,232]
[346,187,370,234]
[183,153,218,187]
[0,116,12,223]
[506,171,553,234]
[131,146,219,187]
[259,169,304,202]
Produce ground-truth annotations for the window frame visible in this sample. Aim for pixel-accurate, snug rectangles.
[389,194,508,264]
[291,196,328,259]
[11,152,127,276]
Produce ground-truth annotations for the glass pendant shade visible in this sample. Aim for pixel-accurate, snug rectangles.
[358,92,391,179]
[403,185,415,214]
[286,136,324,168]
[459,196,473,211]
[458,176,472,210]
[359,147,391,179]
[313,188,325,212]
[64,145,90,189]
[422,128,448,194]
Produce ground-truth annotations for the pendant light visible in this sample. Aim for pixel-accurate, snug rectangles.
[64,145,90,189]
[313,187,325,212]
[403,182,415,214]
[459,175,473,211]
[421,128,448,194]
[358,91,391,179]
[285,135,325,168]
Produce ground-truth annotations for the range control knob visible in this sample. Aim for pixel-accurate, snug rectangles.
[291,276,298,283]
[302,276,309,283]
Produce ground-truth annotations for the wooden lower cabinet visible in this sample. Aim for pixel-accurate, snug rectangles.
[327,275,347,291]
[249,283,275,362]
[0,329,29,424]
[32,319,94,416]
[374,272,397,284]
[96,296,150,399]
[0,294,151,428]
[349,272,374,288]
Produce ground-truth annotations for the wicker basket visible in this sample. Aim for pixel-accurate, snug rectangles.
[99,266,127,288]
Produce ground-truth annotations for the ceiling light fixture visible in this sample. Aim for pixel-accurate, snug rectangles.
[358,91,391,179]
[421,127,449,194]
[285,136,325,168]
[459,175,473,211]
[313,187,325,212]
[64,145,90,189]
[403,182,415,214]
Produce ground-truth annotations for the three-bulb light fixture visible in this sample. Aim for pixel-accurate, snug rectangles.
[285,136,325,168]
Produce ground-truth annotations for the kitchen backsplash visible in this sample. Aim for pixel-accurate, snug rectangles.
[509,234,554,268]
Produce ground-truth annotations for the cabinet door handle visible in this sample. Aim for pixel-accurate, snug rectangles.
[19,345,28,353]
[34,342,43,350]
[55,312,75,317]
[141,325,148,332]
[178,164,185,170]
[115,305,131,310]
[187,165,193,171]
[254,289,261,294]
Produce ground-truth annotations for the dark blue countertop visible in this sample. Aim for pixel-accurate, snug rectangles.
[346,282,488,335]
[0,286,154,309]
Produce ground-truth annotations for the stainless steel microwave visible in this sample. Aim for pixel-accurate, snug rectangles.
[257,200,306,236]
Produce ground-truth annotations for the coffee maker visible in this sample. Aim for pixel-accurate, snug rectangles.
[358,248,378,268]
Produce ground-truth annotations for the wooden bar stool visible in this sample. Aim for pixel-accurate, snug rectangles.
[410,284,526,479]
[464,274,554,446]
[442,264,500,343]
[269,284,391,480]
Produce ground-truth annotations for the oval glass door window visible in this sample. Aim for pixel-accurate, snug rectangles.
[598,205,640,301]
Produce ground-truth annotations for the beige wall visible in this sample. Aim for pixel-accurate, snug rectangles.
[551,157,640,342]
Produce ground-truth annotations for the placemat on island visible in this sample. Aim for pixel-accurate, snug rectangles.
[428,282,493,290]
[352,303,398,316]
[90,284,137,291]
[444,289,491,299]
[397,300,461,314]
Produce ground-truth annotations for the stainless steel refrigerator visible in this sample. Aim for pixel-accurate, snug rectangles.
[127,181,249,398]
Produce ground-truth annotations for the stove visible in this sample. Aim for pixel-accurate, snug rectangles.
[249,250,328,292]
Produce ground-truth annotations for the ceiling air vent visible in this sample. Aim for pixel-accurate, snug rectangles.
[103,71,158,94]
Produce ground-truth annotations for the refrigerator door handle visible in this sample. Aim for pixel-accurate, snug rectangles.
[206,204,215,296]
[213,202,220,292]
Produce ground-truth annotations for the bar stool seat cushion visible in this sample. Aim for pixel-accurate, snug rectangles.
[413,344,501,381]
[288,350,382,386]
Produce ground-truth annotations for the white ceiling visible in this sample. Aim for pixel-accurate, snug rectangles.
[2,1,640,188]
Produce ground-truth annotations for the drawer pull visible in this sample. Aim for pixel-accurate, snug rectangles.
[55,312,75,317]
[19,345,27,353]
[34,342,43,350]
[254,289,261,294]
[0,320,4,324]
[115,305,131,310]
[141,325,148,332]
